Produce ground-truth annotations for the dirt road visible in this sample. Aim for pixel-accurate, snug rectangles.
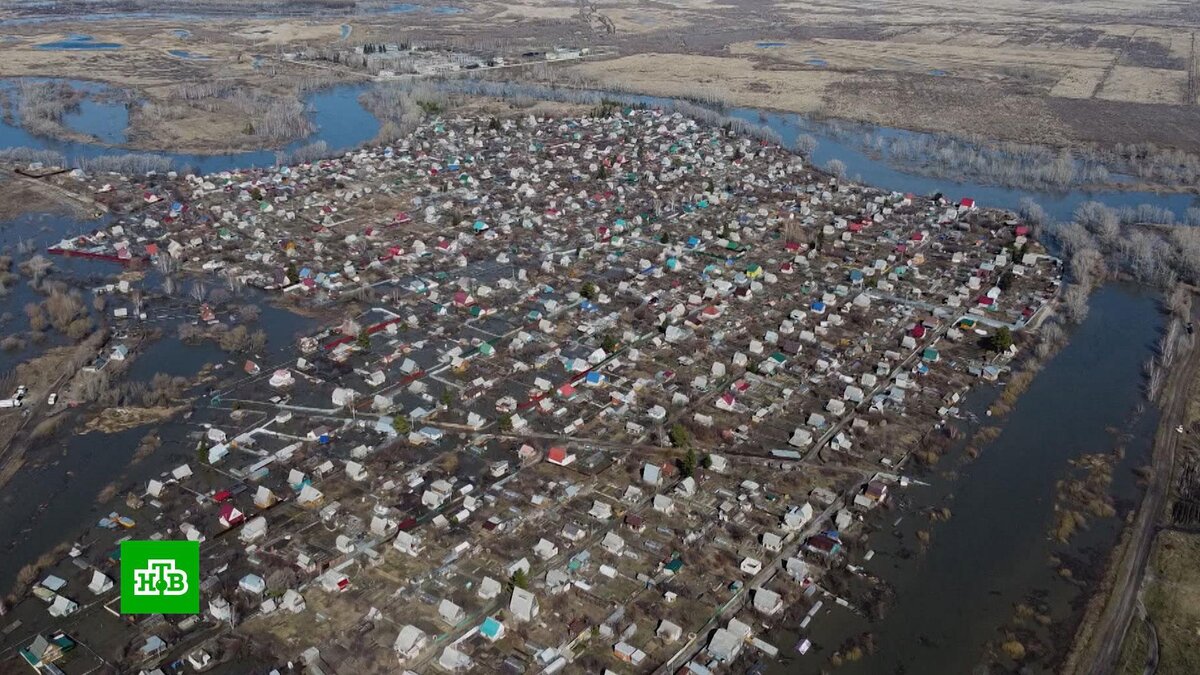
[1070,303,1200,675]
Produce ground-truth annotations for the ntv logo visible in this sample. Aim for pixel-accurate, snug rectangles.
[120,540,200,614]
[133,560,189,596]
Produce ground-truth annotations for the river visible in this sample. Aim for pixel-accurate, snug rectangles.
[770,283,1162,674]
[0,77,1180,670]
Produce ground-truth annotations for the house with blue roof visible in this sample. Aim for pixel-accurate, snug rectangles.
[480,616,505,642]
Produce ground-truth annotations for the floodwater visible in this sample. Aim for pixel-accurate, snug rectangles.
[749,110,1200,224]
[36,33,122,50]
[0,78,130,146]
[0,79,379,169]
[0,77,1183,669]
[167,49,211,60]
[1,77,1196,222]
[771,283,1163,674]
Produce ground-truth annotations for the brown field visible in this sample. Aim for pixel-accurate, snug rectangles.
[2,0,1200,150]
[1130,531,1200,675]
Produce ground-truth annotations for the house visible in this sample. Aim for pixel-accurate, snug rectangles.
[589,500,613,520]
[864,478,892,504]
[438,599,465,625]
[789,427,813,448]
[533,538,559,560]
[320,570,351,593]
[785,557,811,582]
[219,503,245,528]
[547,446,576,466]
[783,503,814,531]
[480,616,505,642]
[740,557,762,575]
[805,532,842,557]
[510,587,539,621]
[139,635,167,659]
[676,476,696,497]
[438,646,472,672]
[602,531,626,555]
[705,624,744,658]
[281,589,306,613]
[208,597,232,622]
[394,625,428,662]
[614,642,647,665]
[762,532,784,553]
[239,574,266,595]
[48,595,78,617]
[478,576,503,600]
[708,454,729,473]
[240,516,267,542]
[657,619,683,642]
[345,460,368,482]
[20,633,69,669]
[641,463,662,486]
[297,484,323,505]
[88,570,113,594]
[753,587,784,615]
[561,523,587,542]
[836,508,855,530]
[652,494,675,514]
[186,650,212,671]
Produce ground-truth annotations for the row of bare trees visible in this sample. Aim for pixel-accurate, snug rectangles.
[1145,290,1194,400]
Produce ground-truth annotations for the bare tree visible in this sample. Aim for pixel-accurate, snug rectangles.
[826,159,847,179]
[1062,285,1090,325]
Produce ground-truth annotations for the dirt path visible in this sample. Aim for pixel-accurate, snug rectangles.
[1069,299,1200,675]
[10,169,108,214]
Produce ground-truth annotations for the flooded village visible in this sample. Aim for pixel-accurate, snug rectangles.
[7,0,1200,671]
[0,107,1071,675]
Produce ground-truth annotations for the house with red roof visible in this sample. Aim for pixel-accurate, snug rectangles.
[547,447,576,466]
[219,503,245,528]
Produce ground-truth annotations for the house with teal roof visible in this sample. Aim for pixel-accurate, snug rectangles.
[480,616,505,642]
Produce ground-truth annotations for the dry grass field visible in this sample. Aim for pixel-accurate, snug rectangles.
[1,0,1200,149]
[1121,531,1200,675]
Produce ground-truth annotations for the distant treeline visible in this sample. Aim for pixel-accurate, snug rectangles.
[0,146,172,174]
[819,120,1200,193]
[435,79,781,144]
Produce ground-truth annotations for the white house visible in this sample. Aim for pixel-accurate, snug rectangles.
[602,531,626,555]
[753,587,783,615]
[393,531,424,556]
[394,625,428,662]
[509,587,539,622]
[438,599,464,625]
